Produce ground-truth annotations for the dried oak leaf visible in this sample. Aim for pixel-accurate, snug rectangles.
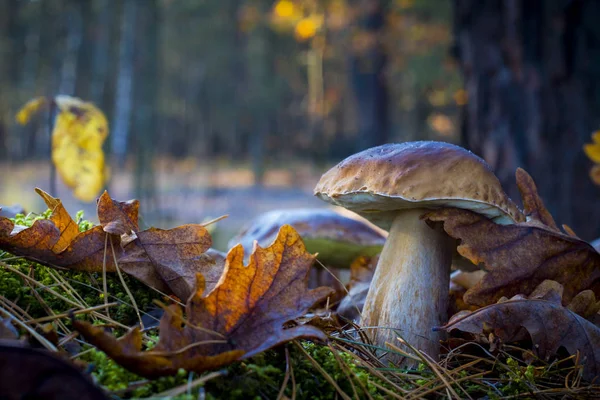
[0,189,219,301]
[96,191,218,300]
[439,298,600,381]
[423,169,600,306]
[0,188,115,272]
[74,225,334,378]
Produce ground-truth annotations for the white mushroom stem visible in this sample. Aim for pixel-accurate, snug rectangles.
[361,208,453,365]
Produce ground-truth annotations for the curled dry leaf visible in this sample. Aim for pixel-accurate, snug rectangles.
[439,298,600,381]
[515,168,558,230]
[423,169,600,306]
[336,255,376,320]
[74,225,334,378]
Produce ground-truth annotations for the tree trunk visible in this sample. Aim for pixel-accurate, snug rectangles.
[245,9,271,187]
[453,0,600,239]
[132,0,159,212]
[349,0,389,151]
[111,0,137,167]
[58,0,83,96]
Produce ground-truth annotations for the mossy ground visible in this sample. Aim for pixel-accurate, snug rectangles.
[1,210,597,399]
[1,210,389,399]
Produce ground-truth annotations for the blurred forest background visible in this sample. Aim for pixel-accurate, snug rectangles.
[1,0,600,248]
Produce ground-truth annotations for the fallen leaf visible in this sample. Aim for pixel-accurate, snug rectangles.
[0,190,115,272]
[425,208,600,306]
[336,255,376,320]
[567,290,600,319]
[74,225,334,378]
[439,298,600,381]
[423,169,600,306]
[515,168,558,230]
[34,188,80,253]
[97,191,139,244]
[0,341,108,399]
[0,189,221,300]
[96,191,217,300]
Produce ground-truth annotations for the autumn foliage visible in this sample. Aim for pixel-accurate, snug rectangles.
[74,225,333,378]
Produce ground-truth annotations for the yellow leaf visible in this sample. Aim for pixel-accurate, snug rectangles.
[51,95,109,202]
[584,143,600,164]
[592,130,600,144]
[274,0,295,19]
[15,97,48,125]
[295,16,322,41]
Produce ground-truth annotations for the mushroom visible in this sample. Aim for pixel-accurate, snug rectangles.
[228,208,386,286]
[314,141,523,362]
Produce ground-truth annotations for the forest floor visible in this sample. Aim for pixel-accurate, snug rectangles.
[0,158,329,249]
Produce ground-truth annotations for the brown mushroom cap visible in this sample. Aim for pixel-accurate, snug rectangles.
[228,208,386,268]
[314,141,524,229]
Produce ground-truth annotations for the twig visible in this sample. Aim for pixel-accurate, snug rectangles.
[152,370,226,398]
[293,340,352,400]
[110,238,144,330]
[27,302,118,324]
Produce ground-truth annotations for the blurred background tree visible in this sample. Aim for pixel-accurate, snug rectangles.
[1,0,599,245]
[453,0,600,240]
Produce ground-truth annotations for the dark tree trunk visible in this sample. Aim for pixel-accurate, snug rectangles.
[349,0,389,151]
[453,0,600,239]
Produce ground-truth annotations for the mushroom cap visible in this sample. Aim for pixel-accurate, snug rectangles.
[228,208,386,268]
[314,141,524,230]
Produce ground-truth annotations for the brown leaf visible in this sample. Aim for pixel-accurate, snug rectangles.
[0,341,108,399]
[567,290,600,319]
[424,208,600,306]
[95,190,218,300]
[439,299,600,381]
[515,168,558,231]
[97,191,139,245]
[34,188,80,252]
[336,255,376,320]
[74,225,334,378]
[0,189,220,300]
[119,226,216,300]
[0,207,116,272]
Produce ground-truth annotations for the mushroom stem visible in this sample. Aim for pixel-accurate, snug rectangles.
[361,208,453,365]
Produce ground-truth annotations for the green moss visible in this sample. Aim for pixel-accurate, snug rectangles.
[81,341,388,399]
[1,209,161,326]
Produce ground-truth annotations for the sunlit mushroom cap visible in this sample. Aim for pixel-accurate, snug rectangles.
[314,141,524,230]
[228,208,386,268]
